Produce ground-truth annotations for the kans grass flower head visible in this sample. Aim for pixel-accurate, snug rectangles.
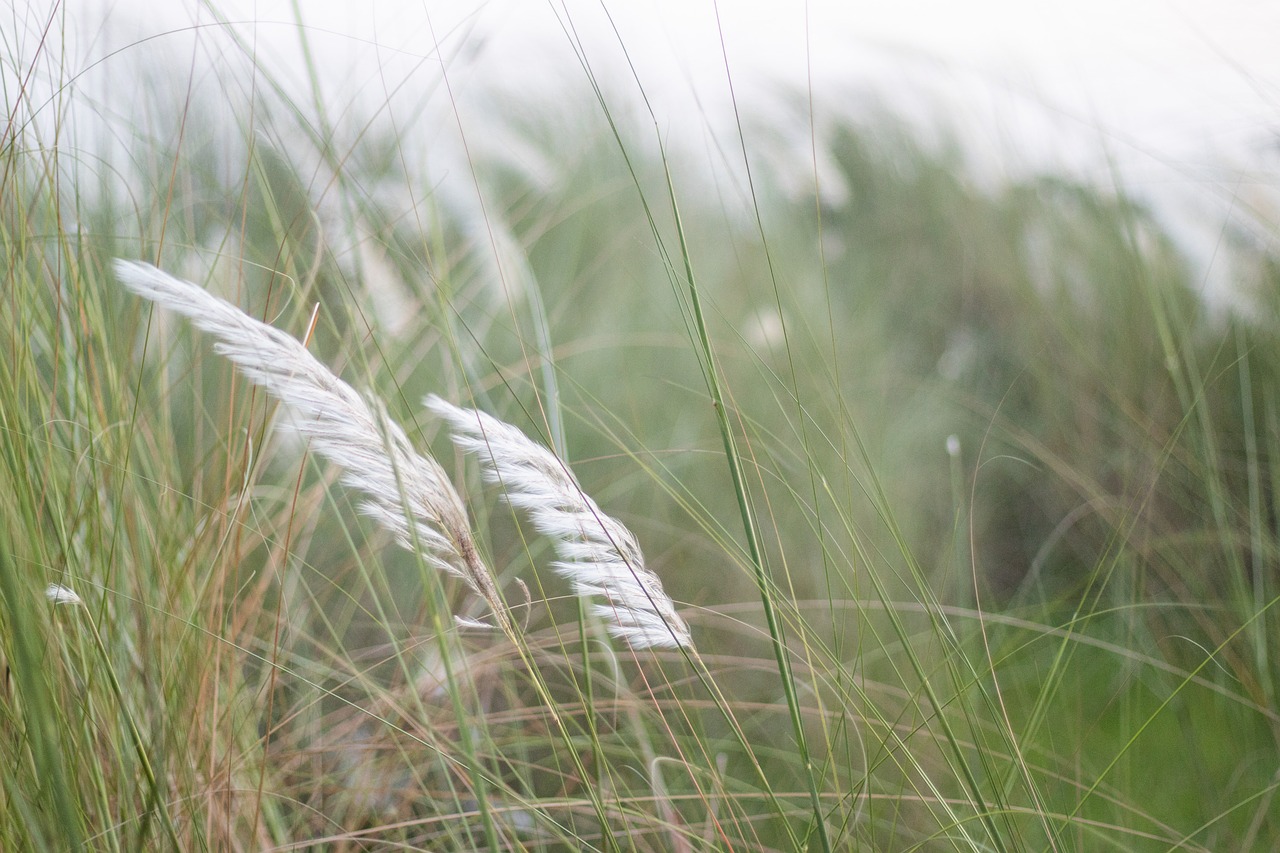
[115,260,693,652]
[45,583,83,606]
[113,260,510,635]
[428,396,693,651]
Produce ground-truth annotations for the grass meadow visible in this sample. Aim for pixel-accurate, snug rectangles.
[3,4,1280,850]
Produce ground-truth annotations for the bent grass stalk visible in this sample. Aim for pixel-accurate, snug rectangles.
[667,190,833,853]
[554,20,821,843]
[554,7,843,841]
[565,54,814,850]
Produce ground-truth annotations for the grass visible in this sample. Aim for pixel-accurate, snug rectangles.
[3,4,1279,850]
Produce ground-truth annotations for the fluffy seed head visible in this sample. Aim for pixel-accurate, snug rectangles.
[114,260,509,633]
[45,583,83,606]
[427,395,693,650]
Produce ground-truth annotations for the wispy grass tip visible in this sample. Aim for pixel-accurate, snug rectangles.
[426,395,693,651]
[113,260,510,634]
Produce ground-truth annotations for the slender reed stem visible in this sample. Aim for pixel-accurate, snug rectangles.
[659,162,833,853]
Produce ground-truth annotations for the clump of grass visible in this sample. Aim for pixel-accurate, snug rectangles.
[3,4,1280,850]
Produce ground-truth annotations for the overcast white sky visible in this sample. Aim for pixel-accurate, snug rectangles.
[68,0,1279,170]
[18,0,1279,255]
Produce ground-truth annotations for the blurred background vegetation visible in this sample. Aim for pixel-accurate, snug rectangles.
[3,3,1280,849]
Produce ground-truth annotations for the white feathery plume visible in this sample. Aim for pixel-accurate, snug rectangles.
[114,260,509,633]
[426,395,693,650]
[45,583,83,606]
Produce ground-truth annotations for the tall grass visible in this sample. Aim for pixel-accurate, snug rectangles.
[3,4,1279,850]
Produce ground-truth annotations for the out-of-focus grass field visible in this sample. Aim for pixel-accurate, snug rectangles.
[3,5,1279,850]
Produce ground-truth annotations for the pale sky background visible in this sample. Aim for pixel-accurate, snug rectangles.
[74,0,1278,169]
[15,0,1280,267]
